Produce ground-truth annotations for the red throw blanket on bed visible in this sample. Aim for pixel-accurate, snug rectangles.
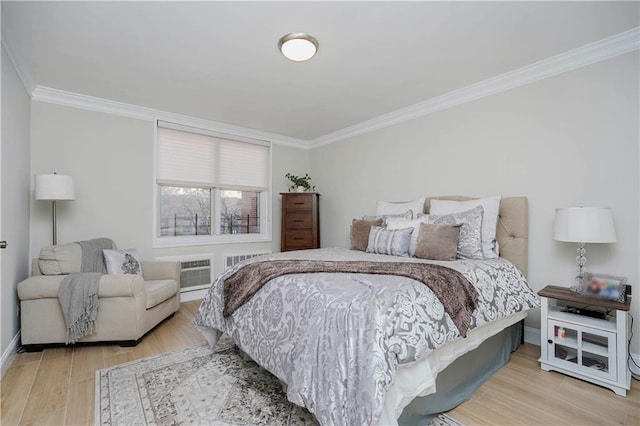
[223,260,478,337]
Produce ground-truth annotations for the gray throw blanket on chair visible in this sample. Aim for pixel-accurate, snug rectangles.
[58,238,114,344]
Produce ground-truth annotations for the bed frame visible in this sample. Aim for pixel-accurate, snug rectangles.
[202,195,531,425]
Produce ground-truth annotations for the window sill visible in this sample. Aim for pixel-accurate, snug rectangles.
[152,233,272,248]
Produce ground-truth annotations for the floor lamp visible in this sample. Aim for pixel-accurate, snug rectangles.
[35,172,75,245]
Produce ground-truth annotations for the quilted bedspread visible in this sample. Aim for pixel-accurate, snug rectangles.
[194,248,539,425]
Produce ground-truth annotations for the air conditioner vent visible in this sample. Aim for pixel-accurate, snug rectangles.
[181,259,210,270]
[225,252,271,268]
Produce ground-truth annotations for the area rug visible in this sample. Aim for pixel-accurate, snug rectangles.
[96,335,463,425]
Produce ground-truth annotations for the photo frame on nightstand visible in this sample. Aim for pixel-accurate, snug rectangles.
[582,273,628,303]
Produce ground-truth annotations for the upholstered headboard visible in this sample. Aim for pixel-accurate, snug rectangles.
[424,196,529,277]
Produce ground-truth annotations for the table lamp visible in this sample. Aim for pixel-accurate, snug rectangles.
[553,206,616,285]
[35,172,75,245]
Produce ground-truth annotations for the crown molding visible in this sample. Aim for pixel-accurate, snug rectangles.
[18,27,639,150]
[30,86,311,149]
[309,27,640,148]
[1,37,36,95]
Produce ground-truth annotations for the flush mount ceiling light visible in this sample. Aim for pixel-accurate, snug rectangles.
[278,33,319,62]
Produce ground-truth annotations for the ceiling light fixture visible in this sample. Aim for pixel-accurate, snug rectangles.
[278,33,319,62]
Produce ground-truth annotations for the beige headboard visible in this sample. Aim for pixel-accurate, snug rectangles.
[424,196,529,277]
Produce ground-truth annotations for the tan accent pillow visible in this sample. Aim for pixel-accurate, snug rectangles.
[414,223,462,261]
[350,219,383,251]
[38,242,82,275]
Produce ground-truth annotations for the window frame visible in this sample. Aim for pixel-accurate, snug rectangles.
[152,120,272,248]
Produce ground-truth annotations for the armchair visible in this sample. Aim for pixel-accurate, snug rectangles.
[17,254,181,351]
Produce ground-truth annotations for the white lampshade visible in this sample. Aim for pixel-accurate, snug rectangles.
[554,207,616,243]
[35,174,75,201]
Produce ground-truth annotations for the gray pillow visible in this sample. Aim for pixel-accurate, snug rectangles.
[366,226,413,257]
[350,218,383,251]
[428,205,484,260]
[414,223,462,261]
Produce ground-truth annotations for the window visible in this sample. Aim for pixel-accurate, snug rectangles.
[159,186,211,236]
[219,190,261,235]
[155,122,271,246]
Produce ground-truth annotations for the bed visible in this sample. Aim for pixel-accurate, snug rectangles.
[194,196,539,425]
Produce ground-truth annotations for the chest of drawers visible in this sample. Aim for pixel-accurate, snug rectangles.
[280,192,320,252]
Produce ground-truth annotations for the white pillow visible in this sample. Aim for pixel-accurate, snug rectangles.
[38,242,82,275]
[103,248,142,275]
[430,196,501,259]
[385,216,429,256]
[376,197,426,218]
[362,210,413,222]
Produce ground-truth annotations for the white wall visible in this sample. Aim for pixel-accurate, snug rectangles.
[21,43,640,356]
[29,102,309,280]
[1,47,31,360]
[310,52,640,352]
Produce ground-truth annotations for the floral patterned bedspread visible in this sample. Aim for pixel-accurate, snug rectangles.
[194,248,539,425]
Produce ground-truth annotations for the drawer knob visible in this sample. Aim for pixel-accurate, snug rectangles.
[293,202,305,205]
[548,339,553,344]
[293,220,304,222]
[293,237,304,240]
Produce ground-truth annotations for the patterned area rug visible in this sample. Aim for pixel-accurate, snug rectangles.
[96,335,463,425]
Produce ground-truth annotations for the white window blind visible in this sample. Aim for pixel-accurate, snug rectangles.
[157,123,270,190]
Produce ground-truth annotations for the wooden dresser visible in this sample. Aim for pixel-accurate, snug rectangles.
[280,192,320,252]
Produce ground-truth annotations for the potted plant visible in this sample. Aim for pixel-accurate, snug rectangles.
[285,173,315,192]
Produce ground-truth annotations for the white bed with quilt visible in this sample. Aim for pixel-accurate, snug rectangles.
[194,196,540,425]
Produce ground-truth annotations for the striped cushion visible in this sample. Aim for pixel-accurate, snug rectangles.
[365,226,413,257]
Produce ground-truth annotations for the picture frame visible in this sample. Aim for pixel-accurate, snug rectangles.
[583,273,628,302]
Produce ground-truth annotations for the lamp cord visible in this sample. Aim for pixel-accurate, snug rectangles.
[627,313,640,381]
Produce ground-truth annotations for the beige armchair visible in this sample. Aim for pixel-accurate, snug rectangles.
[17,259,181,351]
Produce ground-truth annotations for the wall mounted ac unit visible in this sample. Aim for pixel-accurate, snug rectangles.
[156,253,214,301]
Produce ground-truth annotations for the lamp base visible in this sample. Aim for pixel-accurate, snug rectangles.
[575,242,586,286]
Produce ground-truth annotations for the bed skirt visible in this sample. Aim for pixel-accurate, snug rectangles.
[398,320,522,424]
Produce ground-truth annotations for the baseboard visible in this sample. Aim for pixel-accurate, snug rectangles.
[524,326,541,346]
[1,331,21,378]
[180,288,207,303]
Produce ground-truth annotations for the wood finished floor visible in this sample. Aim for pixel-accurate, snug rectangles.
[1,300,638,425]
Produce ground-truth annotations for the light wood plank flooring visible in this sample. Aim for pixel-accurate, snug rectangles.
[1,301,638,425]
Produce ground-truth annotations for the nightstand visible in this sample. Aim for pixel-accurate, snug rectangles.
[538,285,631,396]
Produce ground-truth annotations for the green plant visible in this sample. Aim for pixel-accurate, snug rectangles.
[285,173,315,192]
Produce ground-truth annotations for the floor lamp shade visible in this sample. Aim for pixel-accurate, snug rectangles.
[35,174,75,201]
[35,173,75,245]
